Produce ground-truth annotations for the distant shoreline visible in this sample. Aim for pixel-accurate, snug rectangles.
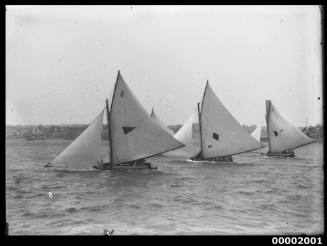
[6,123,323,142]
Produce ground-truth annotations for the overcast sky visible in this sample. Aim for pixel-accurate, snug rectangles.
[6,5,322,127]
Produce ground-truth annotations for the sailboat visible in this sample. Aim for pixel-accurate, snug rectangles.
[190,81,264,162]
[265,100,315,157]
[151,81,264,162]
[45,71,185,170]
[151,109,198,158]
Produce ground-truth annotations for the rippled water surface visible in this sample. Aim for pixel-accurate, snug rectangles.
[6,139,323,235]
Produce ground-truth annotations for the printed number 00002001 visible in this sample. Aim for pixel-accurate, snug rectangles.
[272,237,322,245]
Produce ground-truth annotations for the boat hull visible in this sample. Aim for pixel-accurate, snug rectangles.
[93,162,157,170]
[190,155,233,163]
[266,150,295,158]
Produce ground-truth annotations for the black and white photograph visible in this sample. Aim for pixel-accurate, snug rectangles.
[5,5,323,236]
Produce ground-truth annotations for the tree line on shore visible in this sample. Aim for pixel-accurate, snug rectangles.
[6,123,323,141]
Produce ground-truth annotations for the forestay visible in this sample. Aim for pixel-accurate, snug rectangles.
[109,72,185,165]
[50,110,104,168]
[266,100,314,153]
[200,82,263,158]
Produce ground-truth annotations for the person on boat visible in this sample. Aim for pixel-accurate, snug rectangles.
[134,159,145,166]
[192,152,203,160]
[44,162,52,168]
[94,159,152,169]
[96,160,104,169]
[134,159,152,168]
[94,160,111,169]
[267,149,295,157]
[282,150,295,157]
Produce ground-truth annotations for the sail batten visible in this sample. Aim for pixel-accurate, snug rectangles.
[266,100,315,153]
[199,82,263,158]
[109,72,185,165]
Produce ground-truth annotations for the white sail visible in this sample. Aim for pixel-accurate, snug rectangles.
[151,109,175,136]
[167,112,198,157]
[157,111,198,158]
[250,122,268,153]
[251,125,262,142]
[109,71,185,165]
[266,100,315,153]
[174,112,197,148]
[50,110,104,169]
[200,82,263,158]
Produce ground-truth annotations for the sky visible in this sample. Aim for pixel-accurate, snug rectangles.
[6,5,323,127]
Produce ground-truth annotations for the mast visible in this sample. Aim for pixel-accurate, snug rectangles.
[108,70,121,167]
[105,98,112,170]
[265,100,272,152]
[197,102,203,157]
[198,80,209,157]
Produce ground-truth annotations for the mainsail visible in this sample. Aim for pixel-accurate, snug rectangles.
[108,71,185,165]
[151,110,198,157]
[265,100,315,153]
[49,110,104,168]
[199,81,263,158]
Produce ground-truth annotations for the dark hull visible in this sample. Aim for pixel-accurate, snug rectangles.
[93,165,157,170]
[93,162,157,170]
[190,155,233,163]
[266,150,295,158]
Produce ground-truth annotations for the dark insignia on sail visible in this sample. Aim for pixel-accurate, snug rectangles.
[120,90,124,97]
[122,127,136,134]
[208,145,212,148]
[273,131,278,136]
[212,132,219,140]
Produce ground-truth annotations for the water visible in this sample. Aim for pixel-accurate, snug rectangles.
[6,139,323,235]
